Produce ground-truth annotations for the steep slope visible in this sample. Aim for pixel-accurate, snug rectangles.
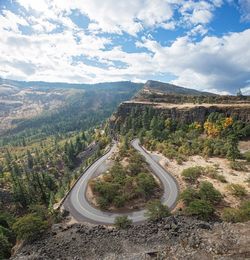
[12,216,250,259]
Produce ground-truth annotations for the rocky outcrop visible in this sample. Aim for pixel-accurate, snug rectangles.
[12,216,250,260]
[110,102,250,132]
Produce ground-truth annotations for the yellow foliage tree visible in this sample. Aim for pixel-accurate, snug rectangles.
[204,121,220,137]
[223,117,233,128]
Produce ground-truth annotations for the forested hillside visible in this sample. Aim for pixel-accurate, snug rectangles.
[0,80,142,146]
[0,80,142,258]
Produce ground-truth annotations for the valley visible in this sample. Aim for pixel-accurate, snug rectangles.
[0,86,69,134]
[0,79,249,259]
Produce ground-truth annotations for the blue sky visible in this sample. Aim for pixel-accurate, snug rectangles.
[0,0,250,94]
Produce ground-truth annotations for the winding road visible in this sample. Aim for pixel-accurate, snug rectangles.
[63,139,179,224]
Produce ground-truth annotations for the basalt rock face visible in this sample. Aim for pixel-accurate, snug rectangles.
[110,102,250,132]
[12,216,250,260]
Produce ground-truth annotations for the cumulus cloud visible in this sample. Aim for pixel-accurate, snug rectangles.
[238,0,250,21]
[137,29,250,93]
[0,0,249,94]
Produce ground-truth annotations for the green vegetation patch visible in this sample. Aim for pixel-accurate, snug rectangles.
[222,201,250,223]
[90,145,162,210]
[227,183,248,197]
[181,166,204,183]
[144,199,170,221]
[230,161,248,171]
[114,215,132,229]
[179,181,222,220]
[116,110,249,162]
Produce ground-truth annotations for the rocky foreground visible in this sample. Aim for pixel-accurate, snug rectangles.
[12,216,250,260]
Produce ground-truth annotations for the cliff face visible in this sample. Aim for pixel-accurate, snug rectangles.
[110,102,250,131]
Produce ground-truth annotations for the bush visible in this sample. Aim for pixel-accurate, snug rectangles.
[243,151,250,162]
[97,197,109,210]
[198,181,222,204]
[179,188,198,206]
[0,232,11,259]
[222,201,250,223]
[114,215,132,229]
[227,184,247,197]
[186,199,214,220]
[28,204,49,220]
[145,200,170,221]
[181,166,204,183]
[213,173,227,183]
[12,214,48,241]
[222,208,242,223]
[113,196,126,208]
[230,161,248,171]
[205,167,227,183]
[136,172,157,198]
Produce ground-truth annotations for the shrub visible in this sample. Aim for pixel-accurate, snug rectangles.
[198,181,222,204]
[181,166,204,183]
[114,215,132,229]
[145,200,170,221]
[227,184,247,197]
[230,161,248,171]
[243,151,250,162]
[28,204,49,220]
[186,199,214,220]
[179,188,198,206]
[113,196,126,208]
[222,201,250,223]
[222,208,242,223]
[213,173,227,183]
[0,232,11,259]
[205,167,227,183]
[136,172,157,198]
[12,214,48,241]
[97,197,109,210]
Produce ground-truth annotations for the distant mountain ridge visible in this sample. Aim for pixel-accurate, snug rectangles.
[143,80,216,96]
[0,78,143,91]
[0,78,217,96]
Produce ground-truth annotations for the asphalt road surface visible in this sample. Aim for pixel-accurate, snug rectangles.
[63,139,179,224]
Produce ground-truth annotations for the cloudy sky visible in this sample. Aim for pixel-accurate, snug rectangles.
[0,0,250,94]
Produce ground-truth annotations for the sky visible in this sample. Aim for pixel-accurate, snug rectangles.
[0,0,250,94]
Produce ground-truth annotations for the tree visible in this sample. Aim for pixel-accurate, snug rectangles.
[27,150,34,169]
[186,199,214,220]
[236,88,243,97]
[198,181,222,204]
[12,214,48,241]
[226,137,240,160]
[181,166,204,183]
[114,215,132,229]
[179,187,198,206]
[0,232,11,259]
[136,173,157,198]
[145,200,170,221]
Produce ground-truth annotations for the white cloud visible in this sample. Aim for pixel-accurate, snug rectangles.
[137,29,250,93]
[0,0,247,94]
[241,85,250,95]
[238,0,250,21]
[179,0,220,26]
[188,24,208,36]
[0,10,28,32]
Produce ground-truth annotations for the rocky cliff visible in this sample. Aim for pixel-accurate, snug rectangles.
[110,102,250,132]
[12,216,250,260]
